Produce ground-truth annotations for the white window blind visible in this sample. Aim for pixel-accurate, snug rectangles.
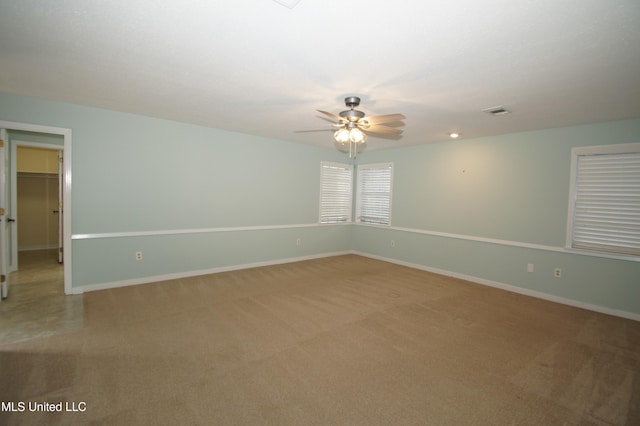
[319,161,353,223]
[357,162,393,225]
[569,144,640,257]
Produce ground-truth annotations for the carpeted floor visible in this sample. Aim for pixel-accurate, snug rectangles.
[1,254,639,425]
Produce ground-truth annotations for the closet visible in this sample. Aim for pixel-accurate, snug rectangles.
[17,147,60,251]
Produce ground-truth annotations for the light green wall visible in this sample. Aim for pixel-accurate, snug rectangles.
[359,120,640,245]
[0,92,344,232]
[73,225,352,287]
[354,119,640,317]
[0,91,350,288]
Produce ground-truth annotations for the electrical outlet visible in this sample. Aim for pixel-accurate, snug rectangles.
[135,251,143,261]
[296,238,301,246]
[554,267,561,278]
[527,263,534,273]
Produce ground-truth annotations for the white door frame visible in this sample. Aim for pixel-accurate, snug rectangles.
[0,120,72,295]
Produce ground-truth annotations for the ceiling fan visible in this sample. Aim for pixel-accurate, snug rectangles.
[317,96,406,157]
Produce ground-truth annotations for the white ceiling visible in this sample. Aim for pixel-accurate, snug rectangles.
[1,0,639,151]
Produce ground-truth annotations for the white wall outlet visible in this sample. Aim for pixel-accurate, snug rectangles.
[390,240,396,247]
[296,238,301,246]
[135,251,143,261]
[527,263,534,273]
[554,267,562,278]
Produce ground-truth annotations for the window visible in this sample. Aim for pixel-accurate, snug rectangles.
[319,161,353,223]
[357,162,393,225]
[567,143,640,257]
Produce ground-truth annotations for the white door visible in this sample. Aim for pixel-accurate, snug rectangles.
[0,131,8,299]
[57,150,63,263]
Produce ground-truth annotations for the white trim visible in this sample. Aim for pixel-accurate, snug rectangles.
[0,120,73,294]
[566,145,579,249]
[73,251,351,294]
[72,222,346,240]
[13,140,63,151]
[357,223,640,262]
[73,221,640,262]
[0,120,70,136]
[571,142,640,156]
[353,250,640,322]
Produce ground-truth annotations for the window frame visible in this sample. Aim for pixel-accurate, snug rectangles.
[319,161,353,224]
[566,143,640,258]
[356,162,394,226]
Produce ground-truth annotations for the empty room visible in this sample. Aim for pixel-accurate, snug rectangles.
[1,1,639,425]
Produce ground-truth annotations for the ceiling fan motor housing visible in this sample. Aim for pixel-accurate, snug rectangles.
[344,96,361,108]
[340,97,364,122]
[339,109,365,121]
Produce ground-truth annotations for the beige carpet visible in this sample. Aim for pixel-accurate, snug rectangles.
[1,254,638,425]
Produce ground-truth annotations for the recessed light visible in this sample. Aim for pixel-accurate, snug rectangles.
[449,132,460,139]
[482,106,511,116]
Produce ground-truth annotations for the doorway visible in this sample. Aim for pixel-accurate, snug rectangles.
[0,120,72,298]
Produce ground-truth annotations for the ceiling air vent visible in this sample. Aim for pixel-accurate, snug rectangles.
[272,0,303,8]
[482,106,511,116]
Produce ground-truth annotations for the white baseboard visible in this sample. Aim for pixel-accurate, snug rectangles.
[72,251,351,295]
[352,251,640,323]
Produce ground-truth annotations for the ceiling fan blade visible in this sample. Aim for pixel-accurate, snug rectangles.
[316,110,343,122]
[293,129,333,133]
[360,124,404,135]
[361,113,406,125]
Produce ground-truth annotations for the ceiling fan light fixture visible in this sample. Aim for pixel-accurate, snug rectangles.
[334,128,350,144]
[334,127,367,144]
[349,128,367,144]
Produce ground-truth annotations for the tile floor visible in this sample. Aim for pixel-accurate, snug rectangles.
[0,249,83,344]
